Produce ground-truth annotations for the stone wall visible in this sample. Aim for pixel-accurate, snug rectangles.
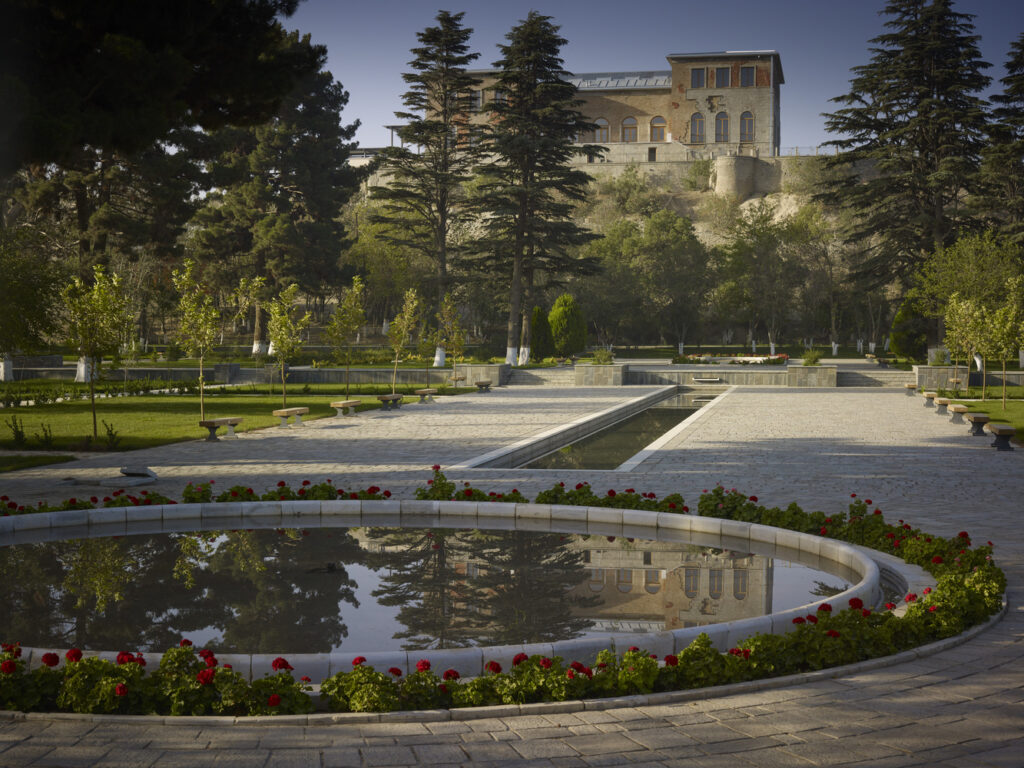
[574,364,627,386]
[914,365,1024,390]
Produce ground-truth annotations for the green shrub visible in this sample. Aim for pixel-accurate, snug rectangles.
[591,348,614,365]
[548,294,586,357]
[802,349,823,366]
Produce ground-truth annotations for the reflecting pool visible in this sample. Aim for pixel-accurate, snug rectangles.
[0,525,847,654]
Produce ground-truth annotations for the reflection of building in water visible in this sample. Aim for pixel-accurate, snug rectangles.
[569,540,772,632]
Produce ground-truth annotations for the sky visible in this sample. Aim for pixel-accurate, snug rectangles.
[284,0,1023,152]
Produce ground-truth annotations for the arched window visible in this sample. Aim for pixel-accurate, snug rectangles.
[708,569,723,600]
[617,569,633,592]
[690,113,705,144]
[683,567,699,598]
[733,569,748,600]
[588,568,605,592]
[740,111,754,143]
[594,118,609,143]
[715,112,729,143]
[650,116,666,142]
[621,117,637,142]
[645,569,661,594]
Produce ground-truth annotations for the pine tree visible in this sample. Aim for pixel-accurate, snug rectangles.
[474,12,602,365]
[189,34,360,322]
[975,33,1024,243]
[821,0,991,286]
[371,12,481,339]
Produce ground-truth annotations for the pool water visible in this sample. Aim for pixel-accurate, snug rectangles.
[0,527,847,655]
[523,391,716,470]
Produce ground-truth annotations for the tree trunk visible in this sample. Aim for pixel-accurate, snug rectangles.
[506,253,522,366]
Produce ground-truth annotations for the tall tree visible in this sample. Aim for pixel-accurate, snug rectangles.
[975,33,1024,243]
[172,258,220,420]
[1,0,321,177]
[324,276,366,399]
[266,284,310,408]
[371,11,481,362]
[821,0,991,286]
[475,11,602,366]
[0,229,63,377]
[189,35,360,328]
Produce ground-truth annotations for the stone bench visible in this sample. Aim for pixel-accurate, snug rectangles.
[986,422,1016,451]
[693,377,722,384]
[414,388,437,403]
[966,412,990,437]
[949,403,968,424]
[376,394,403,411]
[448,375,466,388]
[475,380,492,392]
[923,391,937,407]
[198,417,244,442]
[904,383,917,396]
[330,399,361,417]
[934,397,950,415]
[948,378,963,388]
[272,407,309,427]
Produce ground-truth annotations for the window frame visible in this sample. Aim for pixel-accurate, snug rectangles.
[621,116,638,143]
[594,118,609,143]
[690,68,705,89]
[649,116,666,142]
[740,66,755,87]
[708,568,724,600]
[715,111,729,143]
[690,113,705,144]
[740,111,754,143]
[715,67,730,88]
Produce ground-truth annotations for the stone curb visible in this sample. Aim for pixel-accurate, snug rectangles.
[0,600,1005,727]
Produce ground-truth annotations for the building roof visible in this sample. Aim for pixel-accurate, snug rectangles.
[567,71,671,91]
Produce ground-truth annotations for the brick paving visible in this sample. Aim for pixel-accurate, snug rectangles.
[1,383,1022,767]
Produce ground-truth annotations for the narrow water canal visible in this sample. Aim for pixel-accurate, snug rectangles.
[522,390,718,470]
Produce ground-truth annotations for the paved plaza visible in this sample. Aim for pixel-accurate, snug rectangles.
[0,383,1022,766]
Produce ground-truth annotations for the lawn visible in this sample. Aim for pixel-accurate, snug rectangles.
[950,398,1024,444]
[0,394,406,452]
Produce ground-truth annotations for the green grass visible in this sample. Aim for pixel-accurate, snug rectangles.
[0,454,77,472]
[0,394,409,452]
[949,397,1024,440]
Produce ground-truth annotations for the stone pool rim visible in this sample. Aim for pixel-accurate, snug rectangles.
[1,499,933,687]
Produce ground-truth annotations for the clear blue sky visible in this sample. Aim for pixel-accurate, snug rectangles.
[285,0,1022,151]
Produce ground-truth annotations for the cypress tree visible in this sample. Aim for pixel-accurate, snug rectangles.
[975,33,1024,243]
[371,11,481,348]
[475,12,602,365]
[821,0,991,287]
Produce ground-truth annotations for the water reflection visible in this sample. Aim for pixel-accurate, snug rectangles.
[0,527,844,654]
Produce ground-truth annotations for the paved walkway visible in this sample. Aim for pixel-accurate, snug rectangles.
[1,386,1022,767]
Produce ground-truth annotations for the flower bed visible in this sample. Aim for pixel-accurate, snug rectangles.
[672,353,789,365]
[0,471,1005,716]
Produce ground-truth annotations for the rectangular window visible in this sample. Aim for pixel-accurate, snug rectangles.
[715,67,730,88]
[469,90,482,110]
[690,68,705,89]
[492,89,506,105]
[740,66,755,87]
[650,124,665,142]
[647,147,657,162]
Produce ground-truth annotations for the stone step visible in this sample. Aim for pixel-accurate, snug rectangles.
[837,370,916,387]
[506,368,576,386]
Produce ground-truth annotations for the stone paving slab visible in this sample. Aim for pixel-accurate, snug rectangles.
[1,385,1023,767]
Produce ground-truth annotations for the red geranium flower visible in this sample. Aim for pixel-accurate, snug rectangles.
[539,657,552,669]
[301,676,311,683]
[792,616,806,624]
[932,556,943,564]
[607,489,616,497]
[748,495,758,502]
[196,668,216,686]
[114,684,128,697]
[818,603,832,613]
[388,667,403,677]
[352,656,366,667]
[0,660,16,674]
[180,639,193,648]
[512,653,528,667]
[267,694,281,707]
[205,656,217,668]
[41,653,59,667]
[116,651,135,665]
[826,630,841,638]
[806,615,818,624]
[65,648,83,663]
[271,657,293,671]
[442,668,460,680]
[885,602,896,610]
[416,659,431,672]
[432,464,441,471]
[664,654,678,666]
[848,597,864,610]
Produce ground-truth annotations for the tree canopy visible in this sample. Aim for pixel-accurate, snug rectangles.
[1,0,321,177]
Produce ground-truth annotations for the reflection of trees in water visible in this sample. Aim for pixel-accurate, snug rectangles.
[467,531,599,645]
[0,530,364,654]
[366,528,598,649]
[810,580,845,598]
[367,528,483,651]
